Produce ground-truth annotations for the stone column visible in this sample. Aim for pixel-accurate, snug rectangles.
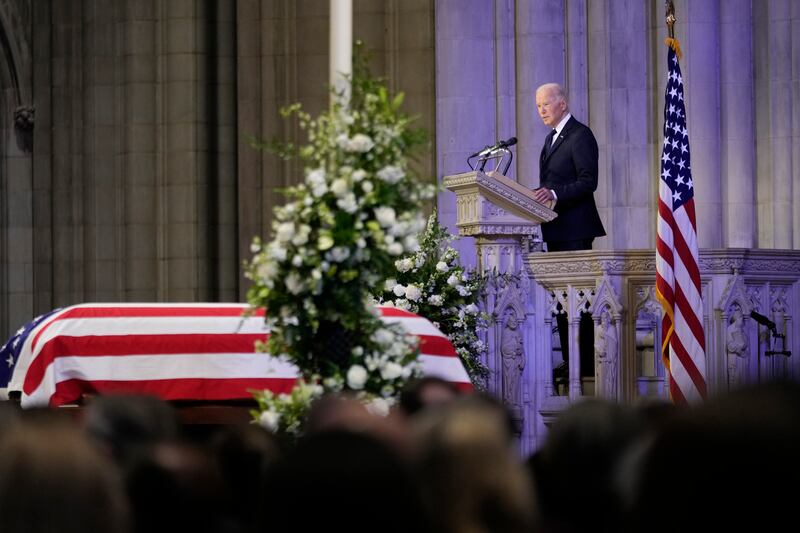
[683,0,722,248]
[589,0,651,249]
[767,0,794,249]
[435,0,497,268]
[720,0,756,248]
[794,2,800,249]
[515,0,565,191]
[329,0,352,101]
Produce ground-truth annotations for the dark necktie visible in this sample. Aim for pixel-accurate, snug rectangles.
[545,129,557,156]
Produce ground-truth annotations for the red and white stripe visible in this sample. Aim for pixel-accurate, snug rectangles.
[10,303,472,408]
[656,191,707,405]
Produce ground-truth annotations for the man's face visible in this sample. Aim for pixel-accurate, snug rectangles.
[536,88,567,128]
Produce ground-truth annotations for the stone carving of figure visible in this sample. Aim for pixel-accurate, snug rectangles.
[594,310,618,398]
[725,307,748,390]
[501,312,525,405]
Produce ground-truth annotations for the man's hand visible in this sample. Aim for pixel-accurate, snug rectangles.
[533,187,554,204]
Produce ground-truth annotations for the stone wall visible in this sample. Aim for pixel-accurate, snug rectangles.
[0,0,436,340]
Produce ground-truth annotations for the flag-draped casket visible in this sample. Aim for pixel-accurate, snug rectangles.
[1,303,472,408]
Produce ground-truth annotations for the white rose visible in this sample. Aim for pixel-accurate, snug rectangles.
[376,165,405,184]
[337,193,358,213]
[275,222,295,244]
[395,258,413,272]
[394,298,411,310]
[380,362,403,381]
[365,397,390,417]
[356,237,367,248]
[292,225,311,246]
[374,206,396,228]
[336,134,349,149]
[257,260,278,280]
[389,221,409,237]
[285,272,304,295]
[405,284,422,301]
[392,284,406,297]
[307,168,326,184]
[427,294,443,306]
[373,328,394,345]
[447,274,459,286]
[346,365,368,390]
[258,410,281,432]
[291,255,303,267]
[268,244,287,262]
[311,182,328,197]
[387,242,404,256]
[385,278,398,291]
[436,261,449,272]
[403,235,419,252]
[361,180,374,193]
[327,246,350,263]
[352,169,367,182]
[347,134,375,153]
[465,303,480,314]
[331,178,349,197]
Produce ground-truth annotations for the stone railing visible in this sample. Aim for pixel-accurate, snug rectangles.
[480,248,800,455]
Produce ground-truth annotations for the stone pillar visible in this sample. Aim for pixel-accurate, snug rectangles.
[720,0,756,248]
[1,0,34,337]
[767,0,794,249]
[329,0,352,100]
[794,2,800,249]
[434,0,497,268]
[683,0,722,248]
[589,0,651,249]
[515,0,565,191]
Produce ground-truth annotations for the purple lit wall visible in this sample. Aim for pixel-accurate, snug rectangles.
[435,0,800,261]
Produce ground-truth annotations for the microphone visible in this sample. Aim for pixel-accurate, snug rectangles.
[750,310,777,333]
[470,137,517,158]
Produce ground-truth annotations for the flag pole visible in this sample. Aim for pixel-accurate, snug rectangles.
[664,0,682,59]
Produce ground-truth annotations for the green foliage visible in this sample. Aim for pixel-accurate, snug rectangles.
[245,43,435,433]
[376,212,490,387]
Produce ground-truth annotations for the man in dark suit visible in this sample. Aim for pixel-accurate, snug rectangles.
[532,83,605,251]
[532,83,605,385]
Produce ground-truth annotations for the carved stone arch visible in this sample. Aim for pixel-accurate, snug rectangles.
[0,0,31,108]
[0,0,33,341]
[492,274,527,323]
[591,273,622,321]
[717,273,755,318]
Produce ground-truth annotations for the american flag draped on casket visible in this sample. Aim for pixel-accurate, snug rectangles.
[0,303,472,408]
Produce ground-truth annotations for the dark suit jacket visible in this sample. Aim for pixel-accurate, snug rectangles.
[539,116,606,244]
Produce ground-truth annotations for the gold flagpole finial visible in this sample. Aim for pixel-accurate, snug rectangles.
[664,0,681,58]
[665,0,676,39]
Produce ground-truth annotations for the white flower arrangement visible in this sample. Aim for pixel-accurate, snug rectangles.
[377,212,490,387]
[245,45,434,435]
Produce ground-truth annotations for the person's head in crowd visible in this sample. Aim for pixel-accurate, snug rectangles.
[209,424,282,533]
[399,375,462,416]
[530,398,647,533]
[0,400,20,431]
[626,381,800,533]
[126,441,231,533]
[0,417,129,533]
[304,392,410,453]
[260,429,429,533]
[412,394,535,533]
[82,394,181,466]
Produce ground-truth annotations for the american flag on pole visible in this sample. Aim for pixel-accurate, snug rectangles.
[655,44,707,405]
[3,303,472,408]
